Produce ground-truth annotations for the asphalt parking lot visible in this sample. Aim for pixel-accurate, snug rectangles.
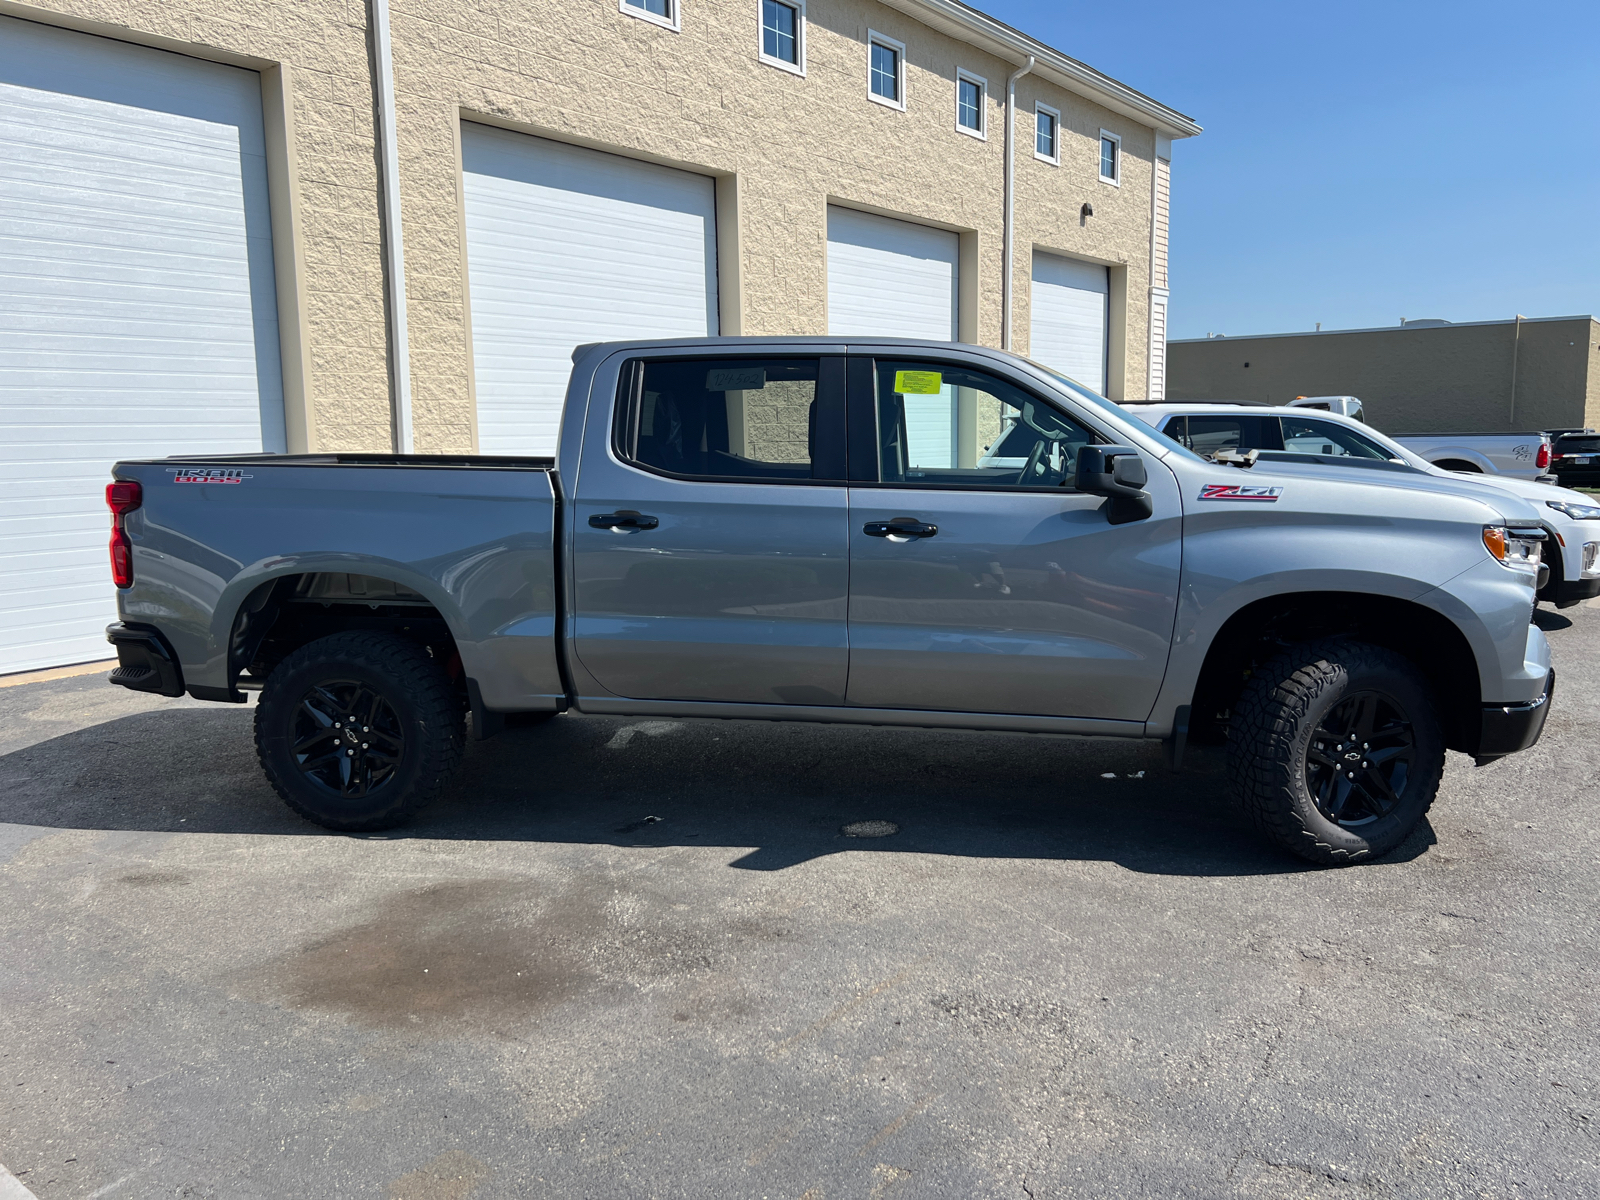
[2,608,1596,1199]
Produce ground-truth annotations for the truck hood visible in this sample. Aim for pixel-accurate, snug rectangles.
[1239,457,1547,526]
[1434,470,1595,508]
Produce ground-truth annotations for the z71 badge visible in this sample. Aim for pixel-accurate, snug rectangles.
[169,467,252,485]
[1198,483,1283,502]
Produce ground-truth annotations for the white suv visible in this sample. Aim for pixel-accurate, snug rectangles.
[1128,402,1600,609]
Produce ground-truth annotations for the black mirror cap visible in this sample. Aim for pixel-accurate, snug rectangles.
[1111,454,1148,490]
[1077,445,1145,494]
[1076,445,1153,525]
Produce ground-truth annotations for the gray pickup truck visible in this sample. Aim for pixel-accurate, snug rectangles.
[105,338,1555,865]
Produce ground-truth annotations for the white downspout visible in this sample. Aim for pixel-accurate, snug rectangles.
[1002,54,1036,352]
[371,0,414,452]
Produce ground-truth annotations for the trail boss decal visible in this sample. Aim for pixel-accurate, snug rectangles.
[169,467,252,485]
[1198,483,1283,502]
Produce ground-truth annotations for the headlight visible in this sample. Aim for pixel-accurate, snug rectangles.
[1483,525,1545,575]
[1545,499,1600,520]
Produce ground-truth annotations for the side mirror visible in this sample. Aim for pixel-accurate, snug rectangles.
[1076,445,1154,525]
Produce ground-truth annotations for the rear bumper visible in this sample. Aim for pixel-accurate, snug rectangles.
[1475,669,1554,765]
[105,623,185,698]
[1550,467,1600,488]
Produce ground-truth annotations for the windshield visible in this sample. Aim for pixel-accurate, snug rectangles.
[1027,360,1206,463]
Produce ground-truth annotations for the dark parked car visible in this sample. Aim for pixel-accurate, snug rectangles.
[1549,431,1600,489]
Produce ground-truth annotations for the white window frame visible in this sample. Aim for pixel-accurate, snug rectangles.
[620,0,680,33]
[1034,102,1061,165]
[866,30,906,111]
[757,0,806,75]
[954,69,987,140]
[1098,128,1122,186]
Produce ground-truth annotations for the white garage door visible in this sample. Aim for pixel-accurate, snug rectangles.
[1030,252,1108,394]
[0,16,282,675]
[826,207,960,465]
[461,125,719,455]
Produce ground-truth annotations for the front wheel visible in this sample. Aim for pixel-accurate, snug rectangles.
[1229,640,1445,865]
[255,632,464,831]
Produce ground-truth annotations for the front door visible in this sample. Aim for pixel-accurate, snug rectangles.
[844,356,1182,721]
[571,353,850,705]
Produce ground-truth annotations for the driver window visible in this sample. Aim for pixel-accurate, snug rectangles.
[873,360,1095,489]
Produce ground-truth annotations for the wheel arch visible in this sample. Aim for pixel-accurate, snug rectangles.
[217,569,465,701]
[1186,591,1484,753]
[1430,453,1492,474]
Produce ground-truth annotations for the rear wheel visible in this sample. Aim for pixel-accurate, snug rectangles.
[255,632,464,831]
[1229,640,1445,865]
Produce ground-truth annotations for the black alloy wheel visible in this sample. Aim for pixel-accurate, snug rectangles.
[255,631,464,831]
[1305,691,1415,827]
[291,679,406,799]
[1228,639,1445,865]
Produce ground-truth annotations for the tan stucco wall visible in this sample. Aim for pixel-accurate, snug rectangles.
[1166,318,1600,435]
[3,0,1167,451]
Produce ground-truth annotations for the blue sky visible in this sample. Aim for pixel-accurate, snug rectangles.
[981,0,1600,340]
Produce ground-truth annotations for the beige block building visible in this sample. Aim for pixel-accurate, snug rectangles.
[1167,316,1600,435]
[1,0,1198,452]
[0,0,1198,672]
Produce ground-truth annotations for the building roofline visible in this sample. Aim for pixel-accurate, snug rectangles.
[1171,314,1598,344]
[884,0,1202,139]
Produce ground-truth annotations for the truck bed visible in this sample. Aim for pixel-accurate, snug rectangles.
[111,454,565,711]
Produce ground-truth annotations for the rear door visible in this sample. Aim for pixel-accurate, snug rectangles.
[571,352,850,705]
[843,354,1182,721]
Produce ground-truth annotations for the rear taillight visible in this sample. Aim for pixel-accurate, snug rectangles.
[1537,442,1551,469]
[106,480,142,588]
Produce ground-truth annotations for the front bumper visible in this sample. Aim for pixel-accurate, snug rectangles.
[106,623,185,698]
[1475,669,1554,765]
[1552,574,1600,608]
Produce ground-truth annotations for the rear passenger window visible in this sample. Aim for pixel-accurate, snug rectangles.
[618,358,840,481]
[1169,415,1282,458]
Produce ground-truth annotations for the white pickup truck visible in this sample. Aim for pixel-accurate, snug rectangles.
[1391,429,1555,482]
[1284,397,1554,483]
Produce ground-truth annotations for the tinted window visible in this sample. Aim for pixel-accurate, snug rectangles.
[622,358,830,481]
[1168,415,1283,458]
[1281,417,1394,460]
[871,360,1096,489]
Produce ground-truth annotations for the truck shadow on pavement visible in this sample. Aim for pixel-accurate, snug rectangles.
[0,704,1437,878]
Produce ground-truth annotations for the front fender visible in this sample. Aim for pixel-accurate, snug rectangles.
[1146,567,1451,736]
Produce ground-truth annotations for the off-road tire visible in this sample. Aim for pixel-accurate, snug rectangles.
[255,632,464,831]
[1229,639,1445,866]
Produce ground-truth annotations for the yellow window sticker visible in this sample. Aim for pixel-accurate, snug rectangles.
[894,370,943,395]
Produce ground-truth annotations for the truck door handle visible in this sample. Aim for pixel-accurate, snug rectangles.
[589,510,659,532]
[863,518,938,540]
